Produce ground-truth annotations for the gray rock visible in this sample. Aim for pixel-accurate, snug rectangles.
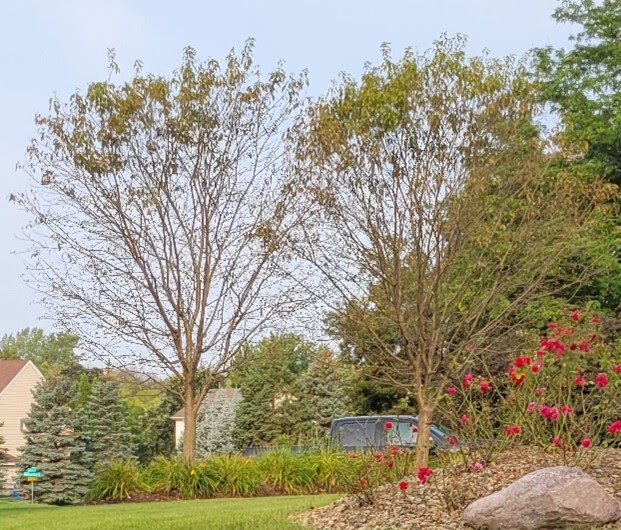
[463,466,621,529]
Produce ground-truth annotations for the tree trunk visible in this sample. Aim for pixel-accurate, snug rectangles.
[415,397,434,469]
[182,378,197,462]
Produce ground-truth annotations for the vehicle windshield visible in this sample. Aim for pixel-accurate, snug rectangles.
[386,420,417,446]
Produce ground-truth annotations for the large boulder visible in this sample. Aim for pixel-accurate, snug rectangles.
[463,466,621,529]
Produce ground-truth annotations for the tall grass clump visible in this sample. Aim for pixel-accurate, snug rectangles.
[256,450,319,494]
[203,454,261,497]
[87,460,144,501]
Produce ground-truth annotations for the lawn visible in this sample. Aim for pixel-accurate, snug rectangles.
[0,494,338,529]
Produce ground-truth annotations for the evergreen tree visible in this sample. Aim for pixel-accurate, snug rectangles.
[0,425,6,484]
[20,377,91,505]
[196,389,242,457]
[82,380,134,467]
[300,348,353,431]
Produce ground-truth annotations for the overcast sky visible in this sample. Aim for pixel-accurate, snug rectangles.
[0,0,574,335]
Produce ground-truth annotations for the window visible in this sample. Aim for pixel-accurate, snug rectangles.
[386,421,417,446]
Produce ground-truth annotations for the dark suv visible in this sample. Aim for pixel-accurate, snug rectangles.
[329,415,449,452]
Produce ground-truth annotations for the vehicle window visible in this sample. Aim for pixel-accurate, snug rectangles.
[386,421,417,446]
[335,421,376,447]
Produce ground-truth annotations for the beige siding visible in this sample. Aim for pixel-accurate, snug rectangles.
[0,362,44,457]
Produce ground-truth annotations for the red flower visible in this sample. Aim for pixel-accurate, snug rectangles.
[579,342,590,352]
[386,460,394,468]
[548,322,558,330]
[570,343,577,351]
[589,332,598,342]
[446,385,457,395]
[594,373,609,388]
[527,401,536,413]
[613,365,621,374]
[505,425,521,436]
[412,426,418,433]
[591,315,600,323]
[479,381,492,393]
[538,405,559,421]
[531,364,541,374]
[384,421,393,429]
[462,373,474,388]
[398,480,408,491]
[389,446,399,456]
[553,437,562,447]
[514,356,531,368]
[607,420,621,435]
[449,436,458,447]
[360,479,368,487]
[536,350,546,357]
[417,466,433,485]
[571,311,580,322]
[460,414,468,425]
[349,453,358,459]
[508,367,526,385]
[560,405,573,414]
[374,452,383,461]
[534,387,546,396]
[581,438,591,448]
[574,375,588,387]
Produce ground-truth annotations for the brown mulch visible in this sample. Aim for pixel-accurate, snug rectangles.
[294,447,621,529]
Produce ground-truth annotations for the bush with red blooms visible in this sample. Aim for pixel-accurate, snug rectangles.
[438,308,621,468]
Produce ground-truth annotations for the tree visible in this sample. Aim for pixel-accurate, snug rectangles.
[19,376,91,505]
[232,334,315,447]
[195,389,243,457]
[16,43,310,460]
[299,347,353,430]
[0,328,81,376]
[296,38,608,467]
[0,425,6,485]
[81,380,134,467]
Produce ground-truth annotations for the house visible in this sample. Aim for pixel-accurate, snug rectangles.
[0,360,44,488]
[171,388,242,451]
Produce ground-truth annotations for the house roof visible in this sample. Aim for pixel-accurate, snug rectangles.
[0,359,30,395]
[171,388,242,420]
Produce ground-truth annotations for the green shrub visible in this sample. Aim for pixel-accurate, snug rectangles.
[308,449,357,492]
[256,450,318,494]
[203,454,261,497]
[146,455,197,499]
[87,460,144,501]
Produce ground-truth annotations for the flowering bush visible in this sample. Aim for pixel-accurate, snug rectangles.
[438,309,621,468]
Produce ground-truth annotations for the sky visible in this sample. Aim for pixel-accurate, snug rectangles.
[0,0,575,336]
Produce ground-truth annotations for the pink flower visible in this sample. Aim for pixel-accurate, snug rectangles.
[571,311,580,322]
[446,385,457,395]
[560,405,573,414]
[384,421,393,429]
[581,438,591,448]
[460,414,468,425]
[607,420,621,435]
[479,381,492,393]
[534,387,546,396]
[538,405,559,421]
[579,342,590,352]
[389,446,399,456]
[417,466,433,485]
[594,373,609,388]
[574,375,588,387]
[613,365,621,374]
[449,436,458,447]
[398,480,408,491]
[553,437,562,447]
[462,374,474,388]
[527,402,536,413]
[472,461,484,472]
[536,350,546,357]
[591,315,600,323]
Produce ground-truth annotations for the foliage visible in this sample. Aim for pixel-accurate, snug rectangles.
[86,460,143,501]
[438,308,621,470]
[298,36,611,467]
[19,376,91,505]
[16,41,310,460]
[196,389,243,457]
[0,424,6,484]
[203,454,261,497]
[0,328,81,377]
[81,379,135,467]
[255,450,318,494]
[299,347,354,431]
[232,335,317,447]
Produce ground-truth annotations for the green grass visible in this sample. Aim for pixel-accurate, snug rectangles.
[0,494,338,529]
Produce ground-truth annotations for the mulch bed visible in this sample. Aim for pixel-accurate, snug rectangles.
[294,447,621,529]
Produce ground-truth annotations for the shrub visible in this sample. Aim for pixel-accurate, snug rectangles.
[309,449,356,492]
[203,454,261,497]
[145,455,196,498]
[87,460,143,501]
[256,450,318,494]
